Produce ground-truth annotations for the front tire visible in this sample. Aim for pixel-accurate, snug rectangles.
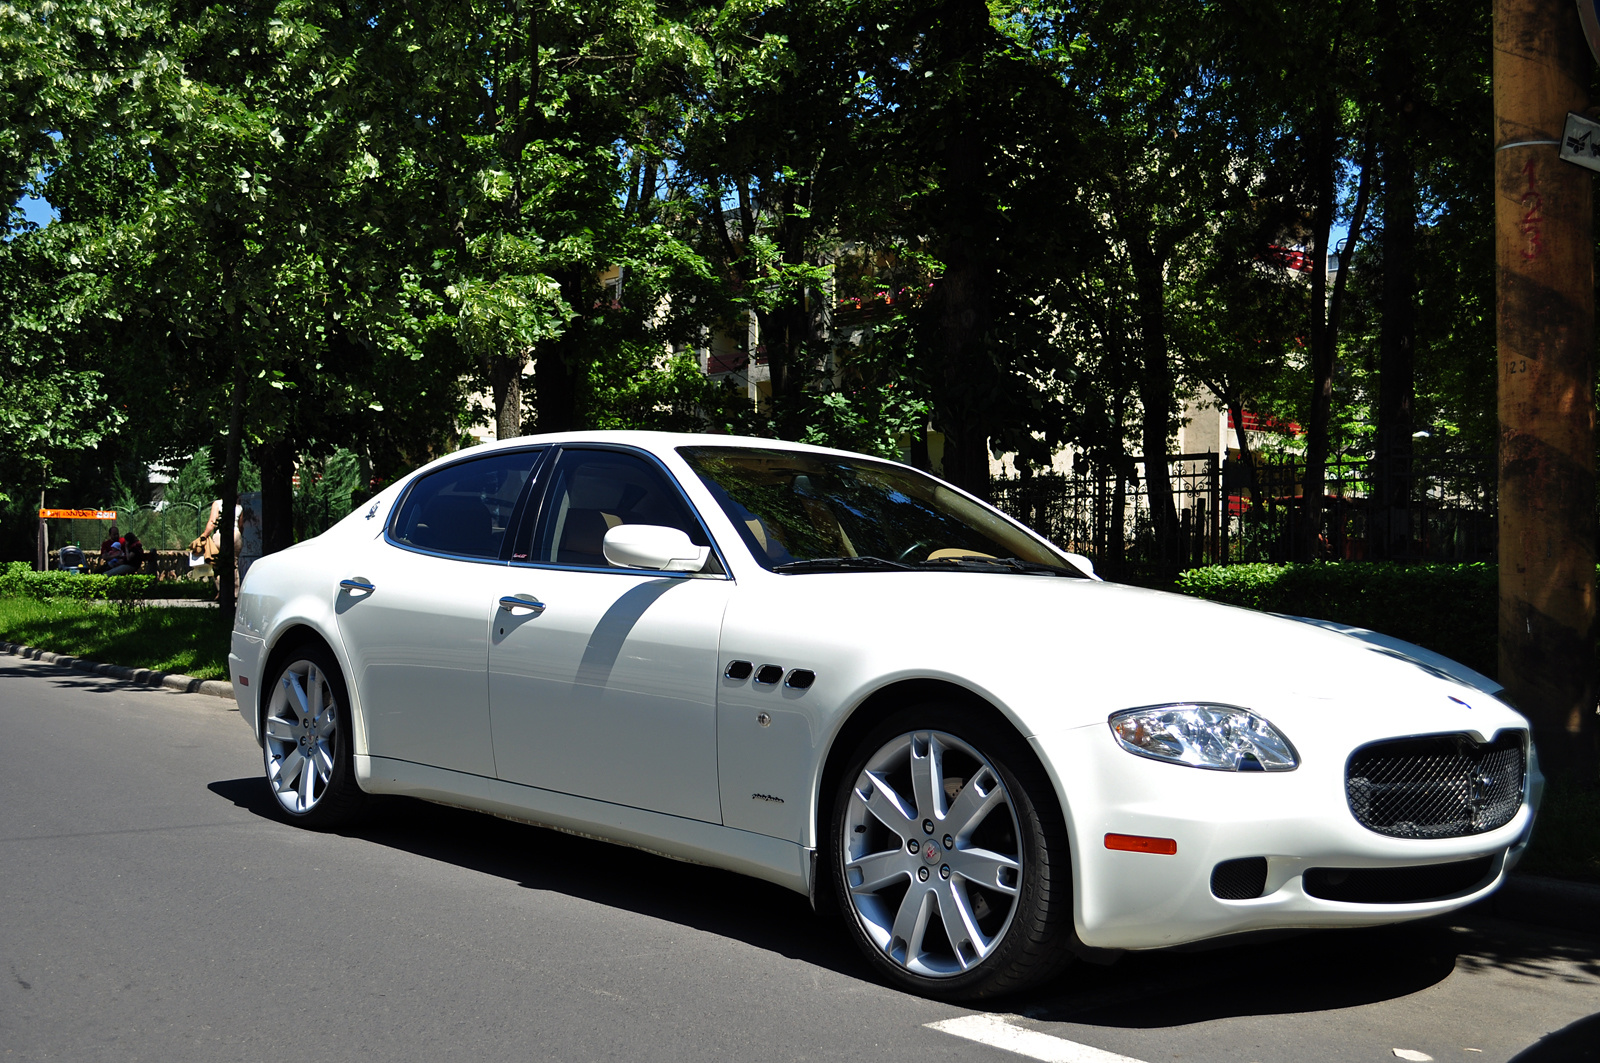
[262,644,367,828]
[828,704,1075,999]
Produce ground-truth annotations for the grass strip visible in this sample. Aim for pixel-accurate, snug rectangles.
[0,595,231,680]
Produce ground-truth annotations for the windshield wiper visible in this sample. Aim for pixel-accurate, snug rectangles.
[772,556,914,573]
[916,556,1082,577]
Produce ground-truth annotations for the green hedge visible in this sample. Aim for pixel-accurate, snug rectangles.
[0,561,212,607]
[1175,562,1502,679]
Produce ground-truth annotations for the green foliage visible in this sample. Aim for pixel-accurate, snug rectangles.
[1176,562,1500,678]
[293,448,362,541]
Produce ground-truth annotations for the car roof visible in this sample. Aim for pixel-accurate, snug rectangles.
[452,430,903,467]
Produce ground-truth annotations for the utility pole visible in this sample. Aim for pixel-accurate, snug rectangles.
[1493,0,1598,781]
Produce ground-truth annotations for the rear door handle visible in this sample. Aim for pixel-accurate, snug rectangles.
[499,594,545,616]
[340,577,376,592]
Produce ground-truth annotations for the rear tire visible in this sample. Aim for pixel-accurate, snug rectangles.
[262,643,367,828]
[827,703,1076,1000]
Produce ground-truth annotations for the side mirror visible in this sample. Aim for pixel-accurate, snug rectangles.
[1063,552,1102,581]
[602,524,710,573]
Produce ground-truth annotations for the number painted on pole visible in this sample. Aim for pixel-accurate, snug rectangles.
[1505,358,1529,375]
[1520,160,1544,260]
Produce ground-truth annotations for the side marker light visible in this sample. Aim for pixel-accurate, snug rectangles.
[1105,833,1177,855]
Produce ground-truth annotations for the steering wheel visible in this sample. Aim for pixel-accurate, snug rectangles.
[895,540,931,564]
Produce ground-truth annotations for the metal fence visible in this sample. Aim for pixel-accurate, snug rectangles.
[988,453,1224,579]
[989,451,1497,575]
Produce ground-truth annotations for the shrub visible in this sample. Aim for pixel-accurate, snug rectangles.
[0,561,210,611]
[1175,562,1501,678]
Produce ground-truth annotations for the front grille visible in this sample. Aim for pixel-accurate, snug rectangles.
[1304,856,1496,903]
[1346,731,1525,839]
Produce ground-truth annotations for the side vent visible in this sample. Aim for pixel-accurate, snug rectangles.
[1211,857,1269,900]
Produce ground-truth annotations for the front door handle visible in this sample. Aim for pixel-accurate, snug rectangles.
[499,594,545,616]
[340,577,376,593]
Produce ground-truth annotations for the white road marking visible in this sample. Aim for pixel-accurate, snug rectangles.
[926,1014,1149,1063]
[1393,1052,1434,1062]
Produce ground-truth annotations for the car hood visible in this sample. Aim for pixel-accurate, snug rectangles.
[729,571,1524,742]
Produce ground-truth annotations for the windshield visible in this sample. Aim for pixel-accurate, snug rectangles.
[678,446,1083,575]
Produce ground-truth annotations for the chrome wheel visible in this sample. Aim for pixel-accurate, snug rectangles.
[841,729,1024,978]
[263,658,339,815]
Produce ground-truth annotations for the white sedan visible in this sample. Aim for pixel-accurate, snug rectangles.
[230,431,1540,999]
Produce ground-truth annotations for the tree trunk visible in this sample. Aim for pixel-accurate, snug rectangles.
[1374,35,1417,561]
[1128,240,1180,578]
[487,349,529,440]
[254,437,296,556]
[1300,122,1375,561]
[926,252,994,499]
[217,356,246,620]
[1493,0,1599,783]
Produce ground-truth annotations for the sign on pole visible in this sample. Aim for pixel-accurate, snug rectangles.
[1560,111,1600,171]
[37,509,117,520]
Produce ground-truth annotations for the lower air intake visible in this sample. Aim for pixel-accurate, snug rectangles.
[1303,855,1496,904]
[1211,857,1269,900]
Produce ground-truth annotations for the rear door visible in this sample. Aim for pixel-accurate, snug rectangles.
[335,448,544,778]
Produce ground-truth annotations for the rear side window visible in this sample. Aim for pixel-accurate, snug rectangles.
[390,451,539,560]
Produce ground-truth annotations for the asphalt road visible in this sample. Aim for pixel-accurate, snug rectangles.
[2,657,1597,1063]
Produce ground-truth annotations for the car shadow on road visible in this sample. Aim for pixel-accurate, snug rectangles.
[206,775,1600,1023]
[206,776,865,979]
[1009,909,1600,1028]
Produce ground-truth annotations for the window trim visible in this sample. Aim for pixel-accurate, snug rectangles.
[511,443,733,580]
[383,446,551,566]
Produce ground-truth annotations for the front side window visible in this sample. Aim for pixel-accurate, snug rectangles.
[526,449,710,568]
[390,450,539,560]
[678,446,1082,576]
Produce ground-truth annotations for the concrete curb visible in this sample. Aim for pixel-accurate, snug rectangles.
[2,640,234,700]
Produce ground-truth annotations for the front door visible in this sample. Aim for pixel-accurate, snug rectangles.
[488,447,729,823]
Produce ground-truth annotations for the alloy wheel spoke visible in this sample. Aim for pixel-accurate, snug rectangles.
[946,846,1021,895]
[307,666,324,718]
[314,707,336,738]
[284,671,311,721]
[909,732,945,821]
[846,848,910,894]
[298,750,315,808]
[935,881,986,967]
[861,772,917,837]
[311,742,335,781]
[264,716,297,742]
[889,884,935,964]
[942,769,1002,840]
[275,749,305,794]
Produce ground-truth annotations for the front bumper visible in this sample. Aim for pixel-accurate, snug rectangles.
[1032,720,1539,951]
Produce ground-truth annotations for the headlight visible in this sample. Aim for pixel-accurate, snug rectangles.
[1109,704,1299,772]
